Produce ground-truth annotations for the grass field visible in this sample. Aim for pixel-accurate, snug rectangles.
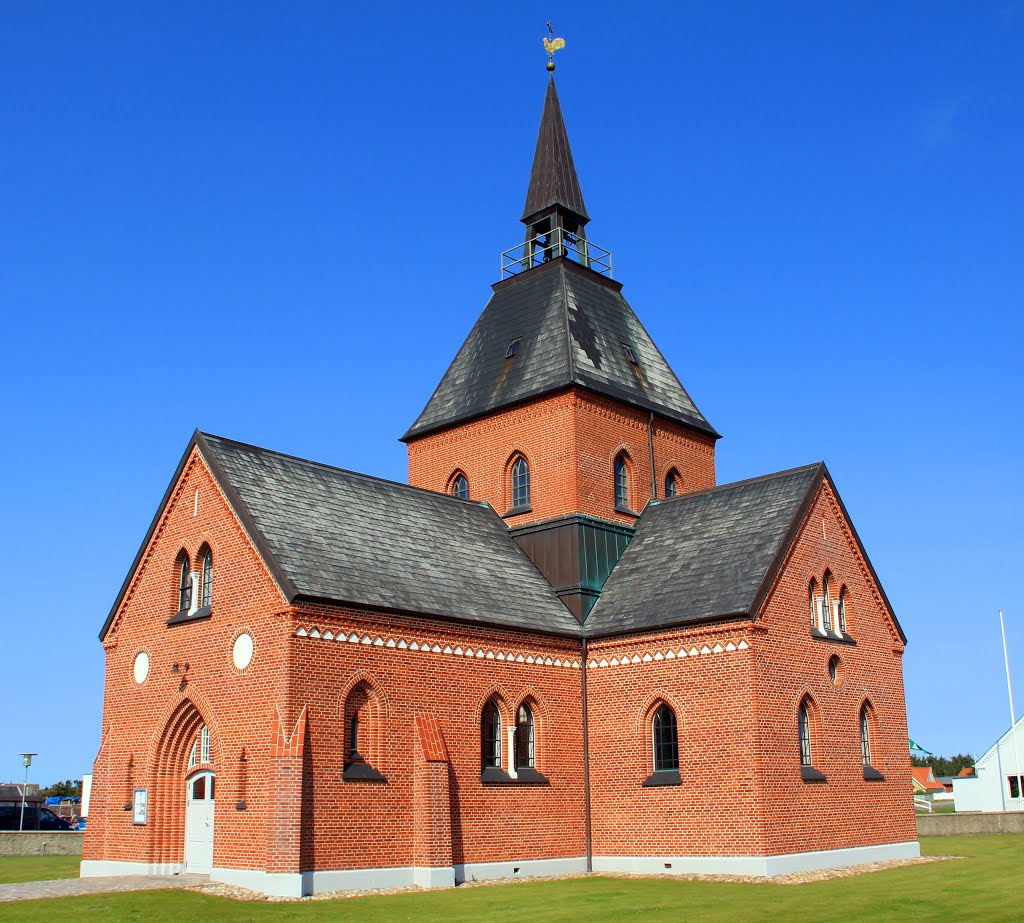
[0,836,1019,922]
[0,856,79,885]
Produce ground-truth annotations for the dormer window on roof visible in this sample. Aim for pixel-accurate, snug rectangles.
[505,339,520,359]
[623,344,639,365]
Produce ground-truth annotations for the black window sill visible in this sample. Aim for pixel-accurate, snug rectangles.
[502,504,533,519]
[643,770,681,787]
[167,606,212,627]
[343,762,386,783]
[863,766,885,781]
[481,766,513,784]
[480,766,550,785]
[810,629,856,646]
[512,767,549,785]
[614,504,638,517]
[801,766,827,782]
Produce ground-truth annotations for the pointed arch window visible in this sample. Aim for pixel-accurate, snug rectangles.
[514,703,535,770]
[808,578,818,631]
[201,549,213,609]
[664,469,680,498]
[798,700,812,768]
[342,681,385,782]
[651,704,679,773]
[614,453,630,510]
[837,586,848,635]
[178,555,192,612]
[511,456,530,510]
[451,473,469,501]
[860,705,871,768]
[798,696,825,780]
[481,700,502,770]
[822,572,833,631]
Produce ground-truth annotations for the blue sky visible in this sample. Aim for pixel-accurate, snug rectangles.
[2,3,1022,785]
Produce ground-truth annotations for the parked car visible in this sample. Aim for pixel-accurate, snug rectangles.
[0,803,75,831]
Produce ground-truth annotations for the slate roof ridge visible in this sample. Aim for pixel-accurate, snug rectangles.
[646,461,825,508]
[399,289,501,443]
[200,431,495,515]
[585,461,825,639]
[595,278,722,441]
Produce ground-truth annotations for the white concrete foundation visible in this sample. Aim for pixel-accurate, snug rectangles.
[81,859,184,877]
[593,840,921,877]
[455,856,588,883]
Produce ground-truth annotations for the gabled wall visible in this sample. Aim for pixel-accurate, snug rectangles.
[83,448,292,876]
[753,478,917,854]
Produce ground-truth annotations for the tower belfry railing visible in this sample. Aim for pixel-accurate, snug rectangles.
[501,228,612,279]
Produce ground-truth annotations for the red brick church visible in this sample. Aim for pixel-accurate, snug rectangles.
[82,67,918,896]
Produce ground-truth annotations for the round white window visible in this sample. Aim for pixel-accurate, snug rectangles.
[133,651,150,684]
[232,633,254,670]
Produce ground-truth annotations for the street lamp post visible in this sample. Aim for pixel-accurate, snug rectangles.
[18,753,37,833]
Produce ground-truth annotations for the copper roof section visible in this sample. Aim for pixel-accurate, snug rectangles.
[521,76,589,225]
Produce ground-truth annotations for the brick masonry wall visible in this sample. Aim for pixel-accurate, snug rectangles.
[83,448,292,874]
[586,623,765,857]
[406,389,716,528]
[753,479,918,854]
[290,603,586,871]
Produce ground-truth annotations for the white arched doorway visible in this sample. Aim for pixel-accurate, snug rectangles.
[184,770,215,873]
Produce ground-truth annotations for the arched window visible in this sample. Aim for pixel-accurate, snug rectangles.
[614,453,630,509]
[514,703,535,770]
[201,549,213,608]
[350,714,360,757]
[860,704,872,767]
[342,680,385,781]
[652,703,679,772]
[178,554,192,612]
[808,578,818,631]
[837,586,848,634]
[798,699,812,767]
[664,469,680,498]
[482,700,502,769]
[822,571,833,631]
[511,456,530,510]
[451,473,469,501]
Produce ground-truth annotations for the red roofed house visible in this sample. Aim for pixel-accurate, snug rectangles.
[911,767,945,795]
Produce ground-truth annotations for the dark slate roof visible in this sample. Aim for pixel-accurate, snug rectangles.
[522,76,589,224]
[584,464,824,637]
[402,258,718,441]
[100,432,582,639]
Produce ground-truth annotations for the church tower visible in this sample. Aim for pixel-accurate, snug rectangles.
[404,72,719,620]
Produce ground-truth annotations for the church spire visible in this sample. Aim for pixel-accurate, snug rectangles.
[521,75,590,227]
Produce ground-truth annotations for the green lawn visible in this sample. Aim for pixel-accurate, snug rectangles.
[0,836,1019,922]
[0,856,79,885]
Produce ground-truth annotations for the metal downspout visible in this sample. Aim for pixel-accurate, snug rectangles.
[581,635,593,871]
[648,412,657,500]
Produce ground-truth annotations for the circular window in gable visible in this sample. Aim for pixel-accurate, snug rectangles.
[232,632,254,671]
[828,654,843,687]
[133,651,150,685]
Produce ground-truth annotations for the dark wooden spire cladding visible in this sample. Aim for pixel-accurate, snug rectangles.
[521,76,590,226]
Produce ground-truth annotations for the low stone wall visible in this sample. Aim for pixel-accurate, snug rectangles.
[0,832,85,856]
[918,812,1024,836]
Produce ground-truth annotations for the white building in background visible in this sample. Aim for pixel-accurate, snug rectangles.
[953,714,1024,812]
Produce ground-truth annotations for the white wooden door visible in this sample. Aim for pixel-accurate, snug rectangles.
[184,771,215,873]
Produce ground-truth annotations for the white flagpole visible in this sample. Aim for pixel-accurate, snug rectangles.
[999,609,1022,810]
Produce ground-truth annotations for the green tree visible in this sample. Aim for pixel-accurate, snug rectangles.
[911,754,975,777]
[37,779,82,799]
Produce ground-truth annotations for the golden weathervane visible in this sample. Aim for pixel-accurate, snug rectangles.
[543,21,565,72]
